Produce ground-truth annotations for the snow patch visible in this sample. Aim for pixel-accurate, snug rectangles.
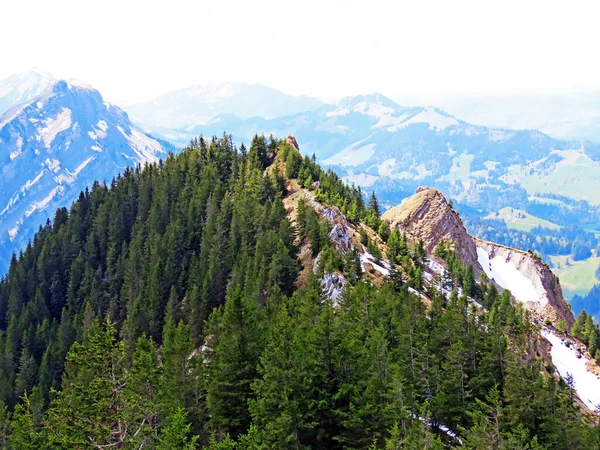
[390,107,459,131]
[488,130,514,142]
[66,79,95,90]
[9,137,24,160]
[73,156,94,176]
[0,104,27,130]
[360,249,390,276]
[326,107,349,117]
[372,113,410,130]
[413,415,462,444]
[39,108,72,148]
[323,143,376,167]
[117,126,163,164]
[44,158,61,173]
[542,330,600,410]
[22,170,45,192]
[352,101,395,118]
[94,120,108,139]
[8,226,18,241]
[476,247,538,304]
[26,185,63,217]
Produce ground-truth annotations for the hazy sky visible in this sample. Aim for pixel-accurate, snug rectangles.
[2,0,599,104]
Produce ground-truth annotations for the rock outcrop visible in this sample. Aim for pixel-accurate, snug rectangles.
[285,135,300,153]
[383,187,574,327]
[311,201,353,255]
[382,188,479,270]
[476,240,574,328]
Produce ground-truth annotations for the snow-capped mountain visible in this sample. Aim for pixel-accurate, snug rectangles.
[0,78,171,273]
[0,68,56,116]
[127,82,325,132]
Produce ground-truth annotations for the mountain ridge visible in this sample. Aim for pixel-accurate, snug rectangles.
[0,77,171,273]
[126,81,326,131]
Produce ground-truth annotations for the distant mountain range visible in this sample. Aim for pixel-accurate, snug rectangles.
[0,68,56,115]
[439,92,600,143]
[0,76,171,273]
[126,82,325,135]
[159,93,600,217]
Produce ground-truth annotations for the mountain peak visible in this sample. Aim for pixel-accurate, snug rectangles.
[26,67,55,79]
[383,187,575,327]
[382,187,477,266]
[338,92,400,109]
[0,78,169,272]
[0,69,57,113]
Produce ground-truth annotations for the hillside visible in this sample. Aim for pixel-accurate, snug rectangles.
[0,78,171,273]
[0,135,599,448]
[484,207,561,232]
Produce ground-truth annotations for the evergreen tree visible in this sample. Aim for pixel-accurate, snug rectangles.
[207,288,264,439]
[368,192,380,217]
[157,407,199,450]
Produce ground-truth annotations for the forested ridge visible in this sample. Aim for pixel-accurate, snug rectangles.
[0,134,598,448]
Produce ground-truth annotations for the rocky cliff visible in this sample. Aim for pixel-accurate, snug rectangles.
[383,187,574,327]
[382,187,480,270]
[476,239,574,328]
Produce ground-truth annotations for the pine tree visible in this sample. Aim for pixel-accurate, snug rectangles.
[159,315,197,422]
[157,407,199,450]
[7,393,48,450]
[368,192,380,217]
[46,318,153,448]
[207,288,264,438]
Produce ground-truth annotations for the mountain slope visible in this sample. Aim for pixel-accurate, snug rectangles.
[127,82,325,132]
[0,68,56,115]
[382,187,574,327]
[0,79,170,273]
[0,134,598,447]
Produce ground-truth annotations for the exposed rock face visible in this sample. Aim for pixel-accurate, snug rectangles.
[383,187,575,327]
[311,201,353,255]
[320,271,347,305]
[285,135,300,153]
[382,188,479,270]
[313,252,347,305]
[477,240,574,327]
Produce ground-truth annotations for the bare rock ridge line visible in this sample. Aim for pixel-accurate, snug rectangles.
[476,239,574,327]
[382,186,574,327]
[285,135,300,153]
[382,187,480,270]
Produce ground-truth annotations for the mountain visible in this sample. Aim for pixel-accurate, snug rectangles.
[439,92,600,143]
[171,95,600,315]
[0,134,598,447]
[382,187,574,327]
[0,78,171,273]
[0,68,56,115]
[126,82,325,132]
[179,93,600,212]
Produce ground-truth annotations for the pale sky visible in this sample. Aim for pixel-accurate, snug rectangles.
[2,0,599,104]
